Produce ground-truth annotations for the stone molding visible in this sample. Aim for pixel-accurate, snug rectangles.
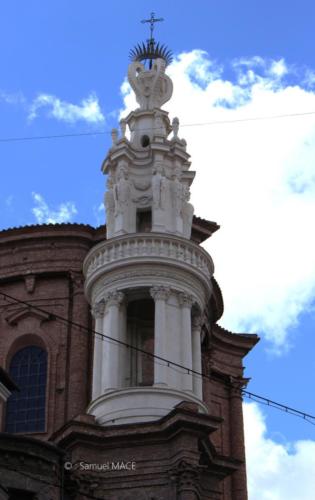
[84,233,213,296]
[88,386,208,426]
[90,264,210,314]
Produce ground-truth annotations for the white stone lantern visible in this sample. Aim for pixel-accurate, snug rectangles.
[83,45,214,426]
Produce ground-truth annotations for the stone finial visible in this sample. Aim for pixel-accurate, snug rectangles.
[111,128,118,146]
[127,59,173,110]
[172,117,179,138]
[120,119,127,138]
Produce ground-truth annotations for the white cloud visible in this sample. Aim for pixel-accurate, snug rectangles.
[31,192,77,224]
[0,90,25,105]
[244,403,315,500]
[120,50,315,350]
[29,93,105,124]
[93,202,105,226]
[304,69,315,88]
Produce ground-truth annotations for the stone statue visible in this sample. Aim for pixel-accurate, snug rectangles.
[172,117,179,139]
[120,119,127,138]
[111,128,118,146]
[104,176,115,237]
[114,167,131,216]
[127,59,173,110]
[182,186,194,238]
[152,164,167,210]
[171,168,183,216]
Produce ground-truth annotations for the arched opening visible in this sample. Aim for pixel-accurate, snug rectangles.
[5,345,47,433]
[126,298,154,387]
[141,135,150,147]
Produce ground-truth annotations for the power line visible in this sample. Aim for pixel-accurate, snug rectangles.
[242,391,315,426]
[1,290,315,425]
[0,130,105,143]
[0,110,315,143]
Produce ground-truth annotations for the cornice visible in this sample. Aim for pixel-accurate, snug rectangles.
[210,323,260,356]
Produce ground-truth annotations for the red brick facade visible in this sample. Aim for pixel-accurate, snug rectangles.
[0,222,258,499]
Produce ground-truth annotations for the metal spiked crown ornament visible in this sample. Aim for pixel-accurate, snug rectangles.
[129,12,173,68]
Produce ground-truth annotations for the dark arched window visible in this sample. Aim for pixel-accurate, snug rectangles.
[5,346,47,433]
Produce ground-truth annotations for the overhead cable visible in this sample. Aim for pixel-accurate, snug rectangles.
[1,290,314,425]
[0,110,315,143]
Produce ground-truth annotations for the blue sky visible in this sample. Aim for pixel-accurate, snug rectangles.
[1,2,315,497]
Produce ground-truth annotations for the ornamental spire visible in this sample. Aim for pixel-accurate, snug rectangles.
[129,12,173,69]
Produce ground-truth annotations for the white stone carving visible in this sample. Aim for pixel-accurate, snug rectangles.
[90,264,209,315]
[171,168,184,217]
[150,286,171,301]
[120,119,126,138]
[154,110,166,138]
[182,186,194,238]
[172,117,179,138]
[111,128,118,146]
[127,59,173,110]
[133,178,151,191]
[178,292,194,308]
[86,46,214,427]
[104,290,124,307]
[91,299,105,318]
[114,166,131,216]
[152,164,167,210]
[104,176,115,238]
[84,234,213,282]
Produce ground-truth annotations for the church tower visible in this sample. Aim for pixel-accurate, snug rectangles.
[51,20,258,500]
[84,34,211,428]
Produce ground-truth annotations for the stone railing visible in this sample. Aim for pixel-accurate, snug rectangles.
[83,233,214,280]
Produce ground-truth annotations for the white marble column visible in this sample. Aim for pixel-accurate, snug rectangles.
[178,293,194,392]
[119,299,127,388]
[150,286,170,386]
[102,290,124,391]
[91,299,105,400]
[192,314,203,399]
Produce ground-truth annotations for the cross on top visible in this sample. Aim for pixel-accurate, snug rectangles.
[141,12,164,40]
